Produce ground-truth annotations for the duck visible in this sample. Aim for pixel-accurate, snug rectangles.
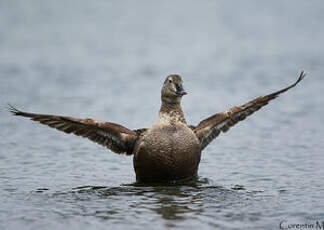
[8,71,306,183]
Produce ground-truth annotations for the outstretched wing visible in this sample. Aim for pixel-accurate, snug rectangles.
[8,105,142,155]
[193,71,306,150]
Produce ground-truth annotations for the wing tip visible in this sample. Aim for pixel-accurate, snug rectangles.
[272,70,307,96]
[7,103,22,116]
[296,70,306,85]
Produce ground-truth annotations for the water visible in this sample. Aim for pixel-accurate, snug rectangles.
[1,1,324,229]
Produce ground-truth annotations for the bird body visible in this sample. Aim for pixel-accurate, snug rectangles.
[9,72,306,183]
[133,122,201,182]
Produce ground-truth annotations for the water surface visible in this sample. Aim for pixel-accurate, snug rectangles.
[1,1,324,229]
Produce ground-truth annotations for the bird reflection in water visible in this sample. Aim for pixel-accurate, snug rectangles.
[34,177,253,223]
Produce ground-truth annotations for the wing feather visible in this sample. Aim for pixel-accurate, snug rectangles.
[193,71,306,150]
[8,106,141,155]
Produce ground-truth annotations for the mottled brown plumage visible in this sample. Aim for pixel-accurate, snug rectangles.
[9,71,306,183]
[7,107,141,155]
[193,71,306,150]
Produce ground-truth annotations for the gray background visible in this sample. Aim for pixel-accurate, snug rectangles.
[1,1,324,229]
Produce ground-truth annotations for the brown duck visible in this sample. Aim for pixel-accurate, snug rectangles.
[9,71,305,183]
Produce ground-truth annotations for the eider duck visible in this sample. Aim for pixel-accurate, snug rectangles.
[9,71,306,183]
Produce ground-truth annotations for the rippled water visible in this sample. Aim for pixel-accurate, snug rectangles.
[1,1,324,229]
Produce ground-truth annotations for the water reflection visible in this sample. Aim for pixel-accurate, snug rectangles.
[32,177,256,222]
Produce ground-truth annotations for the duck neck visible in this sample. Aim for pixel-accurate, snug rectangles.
[158,98,187,124]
